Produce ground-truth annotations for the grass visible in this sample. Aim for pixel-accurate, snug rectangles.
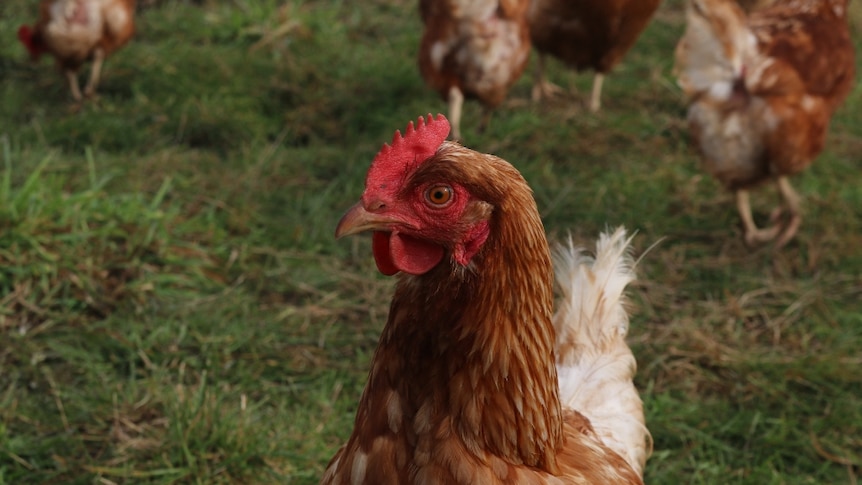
[0,0,860,483]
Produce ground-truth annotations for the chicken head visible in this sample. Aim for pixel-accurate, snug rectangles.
[336,114,494,275]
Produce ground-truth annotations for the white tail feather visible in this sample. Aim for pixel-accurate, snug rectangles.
[552,227,650,476]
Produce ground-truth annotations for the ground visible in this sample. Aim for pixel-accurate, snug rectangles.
[0,0,860,483]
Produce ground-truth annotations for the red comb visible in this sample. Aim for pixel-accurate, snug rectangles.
[365,114,450,191]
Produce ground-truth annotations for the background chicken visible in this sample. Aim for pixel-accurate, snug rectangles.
[417,0,531,140]
[18,0,136,102]
[675,0,855,247]
[528,0,662,112]
[322,114,649,484]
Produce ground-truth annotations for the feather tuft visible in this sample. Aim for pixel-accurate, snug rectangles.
[552,226,636,366]
[552,227,650,476]
[674,0,752,98]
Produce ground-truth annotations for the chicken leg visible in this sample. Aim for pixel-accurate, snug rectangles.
[736,176,802,247]
[66,69,83,101]
[448,85,464,141]
[773,176,802,248]
[64,46,105,102]
[83,47,106,98]
[531,53,564,102]
[589,73,604,113]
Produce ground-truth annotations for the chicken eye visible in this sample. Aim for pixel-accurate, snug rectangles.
[425,185,453,206]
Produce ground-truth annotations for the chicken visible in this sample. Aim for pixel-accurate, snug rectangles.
[674,0,855,247]
[322,114,649,484]
[528,0,662,112]
[17,0,136,102]
[417,0,531,140]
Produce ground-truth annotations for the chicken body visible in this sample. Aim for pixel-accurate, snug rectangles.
[675,0,855,246]
[323,114,648,484]
[418,0,531,140]
[735,0,775,12]
[528,0,661,111]
[18,0,136,101]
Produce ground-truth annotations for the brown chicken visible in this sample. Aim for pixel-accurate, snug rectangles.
[675,0,855,247]
[418,0,531,140]
[528,0,662,112]
[322,114,650,484]
[18,0,136,101]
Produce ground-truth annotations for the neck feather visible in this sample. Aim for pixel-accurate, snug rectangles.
[353,173,562,471]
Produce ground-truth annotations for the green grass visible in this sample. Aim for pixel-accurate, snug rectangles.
[1,0,860,483]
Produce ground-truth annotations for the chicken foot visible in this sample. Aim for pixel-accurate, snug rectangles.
[736,176,802,248]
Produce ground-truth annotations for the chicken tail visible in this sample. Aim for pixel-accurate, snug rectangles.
[674,0,751,98]
[552,227,650,476]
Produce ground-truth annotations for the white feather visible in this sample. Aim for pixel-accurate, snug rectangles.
[675,0,753,99]
[552,227,650,476]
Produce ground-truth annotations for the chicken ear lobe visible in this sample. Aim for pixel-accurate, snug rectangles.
[372,231,444,276]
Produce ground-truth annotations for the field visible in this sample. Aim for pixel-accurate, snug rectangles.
[1,0,860,483]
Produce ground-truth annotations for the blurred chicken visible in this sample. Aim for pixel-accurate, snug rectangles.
[675,0,855,247]
[322,114,649,484]
[18,0,136,102]
[528,0,662,112]
[418,0,531,140]
[735,0,774,12]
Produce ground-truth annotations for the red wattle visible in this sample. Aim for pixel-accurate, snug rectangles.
[389,232,444,275]
[371,231,444,276]
[372,231,400,276]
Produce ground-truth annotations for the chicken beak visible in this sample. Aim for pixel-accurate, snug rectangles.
[335,201,399,239]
